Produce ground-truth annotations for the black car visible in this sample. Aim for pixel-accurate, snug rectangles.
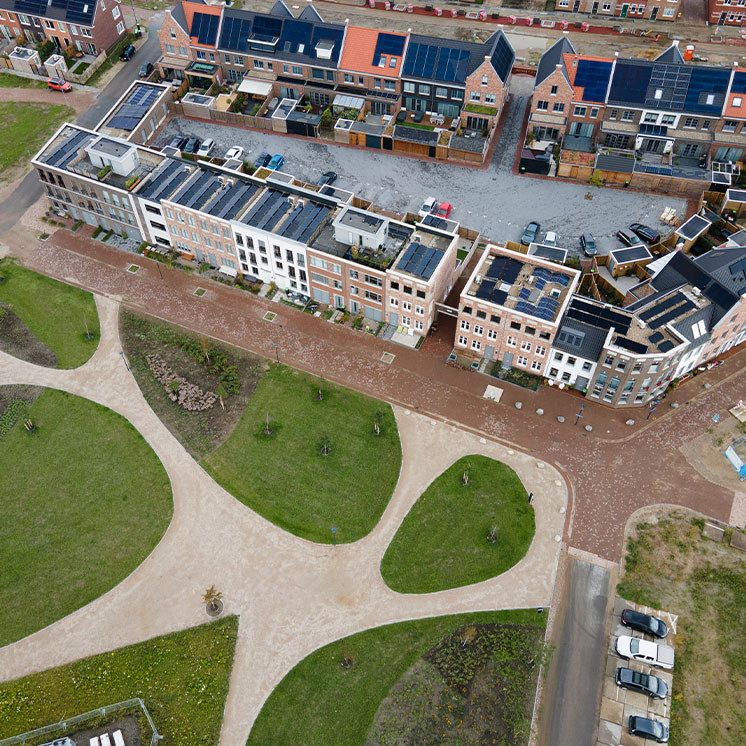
[164,136,187,151]
[579,232,598,256]
[119,44,136,61]
[182,137,201,154]
[139,61,153,78]
[521,221,540,246]
[317,171,337,187]
[628,715,669,743]
[621,608,668,638]
[629,222,661,244]
[254,151,271,169]
[615,667,668,699]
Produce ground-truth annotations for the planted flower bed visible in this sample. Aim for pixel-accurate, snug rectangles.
[146,353,217,411]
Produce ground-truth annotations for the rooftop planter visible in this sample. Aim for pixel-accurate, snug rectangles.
[560,150,595,167]
[96,165,111,181]
[464,103,498,116]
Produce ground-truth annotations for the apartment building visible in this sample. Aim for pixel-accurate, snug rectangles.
[708,0,746,26]
[0,0,127,55]
[456,246,580,371]
[554,0,681,21]
[156,0,514,131]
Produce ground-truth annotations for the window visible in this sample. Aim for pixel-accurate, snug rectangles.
[44,18,54,27]
[536,345,546,357]
[485,94,496,104]
[553,102,565,113]
[510,321,521,331]
[374,78,381,89]
[574,105,587,117]
[567,356,577,365]
[491,314,501,324]
[384,80,396,91]
[415,305,424,316]
[82,27,92,37]
[550,85,558,95]
[453,89,463,101]
[389,297,399,307]
[536,100,549,111]
[621,110,634,121]
[481,75,488,86]
[378,55,387,67]
[196,50,206,61]
[661,114,676,126]
[487,329,497,340]
[364,290,381,302]
[165,43,175,54]
[112,6,120,19]
[458,335,468,347]
[590,107,599,118]
[609,109,618,120]
[178,45,187,56]
[364,273,382,286]
[18,14,28,23]
[604,355,613,367]
[662,6,674,15]
[531,360,543,371]
[471,339,482,351]
[525,326,535,336]
[419,84,430,95]
[170,28,176,38]
[520,341,532,352]
[506,336,517,347]
[723,120,739,133]
[311,272,329,285]
[702,119,711,130]
[403,81,415,93]
[470,92,481,102]
[436,86,447,98]
[416,290,426,299]
[683,117,698,129]
[402,300,411,311]
[517,356,528,367]
[388,278,397,288]
[643,112,658,123]
[460,320,470,331]
[253,59,263,69]
[474,325,484,336]
[116,21,124,34]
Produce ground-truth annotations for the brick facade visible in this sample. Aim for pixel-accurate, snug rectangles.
[555,0,681,21]
[529,67,574,139]
[709,0,746,25]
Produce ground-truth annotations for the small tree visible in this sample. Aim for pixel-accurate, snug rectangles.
[263,412,272,435]
[373,409,383,436]
[461,461,472,486]
[200,336,211,363]
[488,525,498,544]
[216,383,227,410]
[319,432,331,456]
[203,585,223,614]
[341,648,353,669]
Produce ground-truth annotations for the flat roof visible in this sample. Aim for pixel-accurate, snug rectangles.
[610,245,652,264]
[88,137,133,159]
[529,243,568,265]
[676,214,711,241]
[337,208,385,233]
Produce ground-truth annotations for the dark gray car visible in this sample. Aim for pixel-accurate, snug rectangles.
[579,232,598,256]
[615,667,668,699]
[521,221,540,246]
[621,608,668,638]
[629,715,669,743]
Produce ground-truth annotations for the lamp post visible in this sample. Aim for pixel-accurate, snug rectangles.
[331,527,337,546]
[119,350,130,372]
[574,404,585,426]
[273,342,280,364]
[129,0,140,33]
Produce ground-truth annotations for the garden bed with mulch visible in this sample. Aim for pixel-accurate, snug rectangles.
[119,311,263,460]
[0,303,57,368]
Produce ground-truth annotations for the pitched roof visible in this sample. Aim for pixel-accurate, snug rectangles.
[298,4,325,22]
[484,30,514,84]
[655,44,685,64]
[170,0,191,34]
[0,0,98,27]
[724,69,746,118]
[338,27,406,77]
[553,314,609,361]
[183,1,223,48]
[270,0,294,18]
[401,33,485,84]
[535,36,575,88]
[563,54,613,104]
[694,246,746,296]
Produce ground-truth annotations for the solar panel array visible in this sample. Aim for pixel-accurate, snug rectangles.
[566,298,632,335]
[16,0,95,24]
[490,34,514,84]
[647,300,696,329]
[139,160,191,201]
[388,223,413,241]
[486,255,521,283]
[279,202,330,242]
[685,67,730,115]
[573,59,612,103]
[242,190,291,229]
[191,12,220,46]
[613,245,650,263]
[645,63,691,110]
[607,61,653,106]
[220,14,255,52]
[515,295,559,320]
[397,242,443,280]
[44,129,93,169]
[731,71,746,95]
[658,340,675,352]
[639,292,684,322]
[678,215,710,240]
[108,85,160,131]
[648,331,664,343]
[421,214,450,232]
[204,182,259,220]
[173,171,221,210]
[402,41,473,83]
[614,336,648,355]
[373,33,405,67]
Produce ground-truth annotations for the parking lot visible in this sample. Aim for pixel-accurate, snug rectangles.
[599,597,678,746]
[154,81,687,258]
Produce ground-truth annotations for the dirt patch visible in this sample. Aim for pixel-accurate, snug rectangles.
[617,509,746,746]
[66,713,143,746]
[679,417,746,493]
[120,310,263,460]
[0,303,57,367]
[367,623,545,745]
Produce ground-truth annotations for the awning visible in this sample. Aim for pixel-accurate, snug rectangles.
[219,265,238,278]
[238,79,273,97]
[333,93,365,109]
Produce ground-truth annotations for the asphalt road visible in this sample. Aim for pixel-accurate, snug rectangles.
[0,12,165,234]
[545,559,610,746]
[156,81,687,256]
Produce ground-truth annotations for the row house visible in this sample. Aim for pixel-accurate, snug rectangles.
[456,246,580,371]
[554,0,681,21]
[0,0,126,55]
[708,0,746,26]
[157,0,514,131]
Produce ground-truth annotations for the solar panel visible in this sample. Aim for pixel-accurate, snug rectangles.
[140,159,191,201]
[476,279,495,299]
[388,223,412,240]
[220,14,254,52]
[685,66,730,115]
[519,287,531,300]
[573,59,612,103]
[639,291,685,321]
[15,0,49,15]
[648,300,696,329]
[658,340,675,352]
[490,34,514,84]
[205,182,257,220]
[607,60,653,106]
[614,336,648,354]
[373,33,405,66]
[44,129,91,168]
[493,289,508,305]
[107,115,140,131]
[648,332,664,343]
[192,12,219,46]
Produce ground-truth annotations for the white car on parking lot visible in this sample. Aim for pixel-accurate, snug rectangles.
[197,138,215,157]
[616,635,674,670]
[418,196,438,218]
[225,145,244,161]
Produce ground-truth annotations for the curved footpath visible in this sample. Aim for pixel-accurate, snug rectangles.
[0,294,566,745]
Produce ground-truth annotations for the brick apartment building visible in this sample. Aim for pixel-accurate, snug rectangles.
[554,0,681,21]
[0,0,127,55]
[708,0,746,26]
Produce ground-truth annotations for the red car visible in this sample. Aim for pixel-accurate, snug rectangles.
[436,202,452,218]
[48,78,72,92]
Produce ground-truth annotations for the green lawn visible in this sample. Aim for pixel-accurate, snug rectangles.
[201,365,401,543]
[0,260,100,368]
[0,388,173,647]
[0,616,238,743]
[381,456,535,593]
[0,102,75,179]
[0,72,46,88]
[247,610,546,746]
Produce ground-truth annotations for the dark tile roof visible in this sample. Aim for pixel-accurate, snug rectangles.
[401,33,486,84]
[535,37,575,88]
[485,30,514,84]
[393,124,439,144]
[554,315,609,361]
[1,0,97,27]
[596,152,635,174]
[671,304,714,343]
[270,0,294,18]
[171,1,190,33]
[298,4,324,22]
[655,44,685,64]
[218,7,345,67]
[694,246,746,295]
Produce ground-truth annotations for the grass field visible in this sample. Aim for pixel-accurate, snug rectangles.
[247,610,546,746]
[617,510,746,746]
[0,388,172,647]
[380,456,535,593]
[0,72,47,88]
[0,616,238,744]
[0,259,100,368]
[202,365,401,543]
[0,102,74,180]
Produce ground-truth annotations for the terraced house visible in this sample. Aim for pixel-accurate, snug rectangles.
[0,0,127,55]
[553,0,682,22]
[530,38,746,192]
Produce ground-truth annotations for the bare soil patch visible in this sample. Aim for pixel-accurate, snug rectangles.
[0,303,57,367]
[679,417,746,493]
[119,310,263,459]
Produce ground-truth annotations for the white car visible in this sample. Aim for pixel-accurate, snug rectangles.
[543,230,558,247]
[196,138,215,157]
[418,196,438,218]
[616,635,674,670]
[225,145,244,161]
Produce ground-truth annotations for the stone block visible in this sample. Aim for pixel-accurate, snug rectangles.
[703,522,724,542]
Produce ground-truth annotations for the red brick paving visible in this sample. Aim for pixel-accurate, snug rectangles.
[19,229,744,561]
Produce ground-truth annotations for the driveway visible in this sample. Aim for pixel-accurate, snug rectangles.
[155,80,687,257]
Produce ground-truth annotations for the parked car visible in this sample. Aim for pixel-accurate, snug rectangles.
[47,77,72,92]
[436,202,452,218]
[629,222,661,244]
[615,667,668,699]
[418,196,438,218]
[267,154,285,170]
[543,230,558,247]
[317,171,338,187]
[254,151,271,169]
[628,715,669,743]
[616,228,641,246]
[225,145,244,161]
[119,44,136,61]
[164,136,187,151]
[621,608,668,639]
[182,137,201,154]
[615,635,674,669]
[579,233,598,256]
[521,221,540,246]
[196,138,215,157]
[138,62,153,78]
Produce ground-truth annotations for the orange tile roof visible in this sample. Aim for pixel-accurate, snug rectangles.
[724,68,746,118]
[183,1,222,48]
[563,53,614,104]
[339,26,406,77]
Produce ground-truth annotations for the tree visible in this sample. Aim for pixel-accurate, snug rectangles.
[373,409,383,435]
[203,585,223,614]
[263,412,272,435]
[488,525,498,544]
[319,432,331,456]
[199,336,211,362]
[216,383,227,410]
[461,461,472,486]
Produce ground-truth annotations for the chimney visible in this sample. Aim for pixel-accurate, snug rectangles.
[672,39,679,47]
[556,63,562,71]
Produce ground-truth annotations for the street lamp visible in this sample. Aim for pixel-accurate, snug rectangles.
[574,404,585,426]
[129,0,140,33]
[331,527,337,546]
[119,350,130,372]
[273,342,280,364]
